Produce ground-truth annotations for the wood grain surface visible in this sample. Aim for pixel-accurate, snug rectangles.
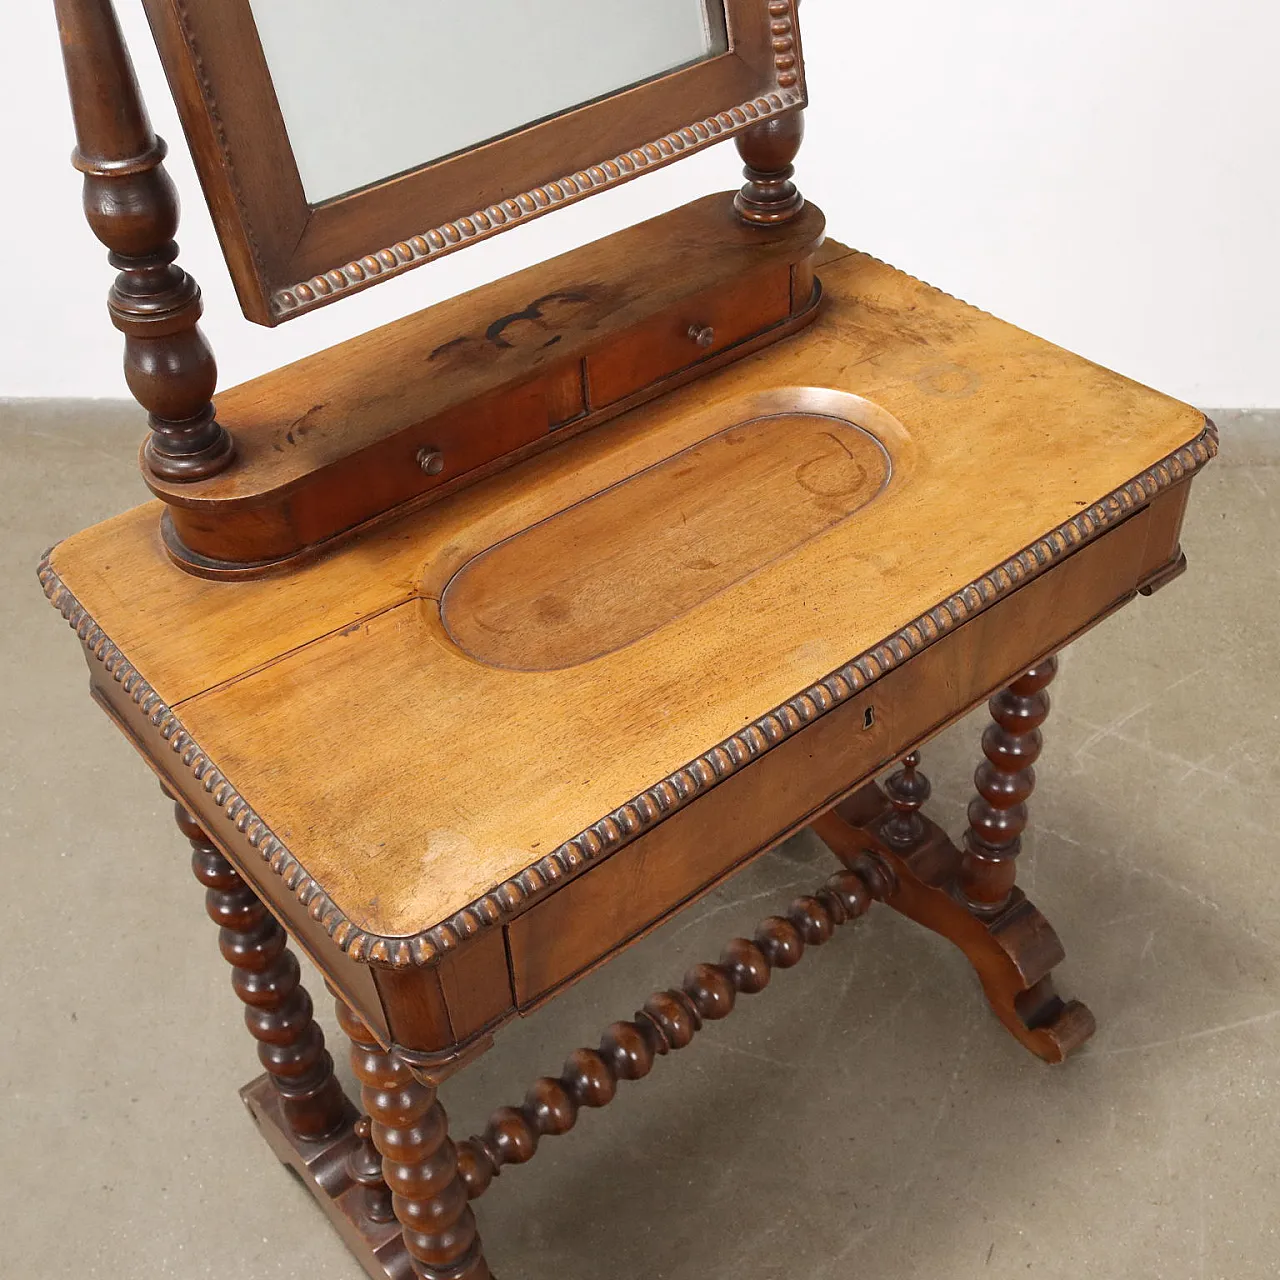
[441,408,890,670]
[48,243,1212,945]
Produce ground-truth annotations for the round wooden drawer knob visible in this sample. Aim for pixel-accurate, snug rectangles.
[417,448,446,476]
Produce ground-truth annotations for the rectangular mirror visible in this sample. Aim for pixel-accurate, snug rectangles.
[249,0,731,204]
[141,0,805,325]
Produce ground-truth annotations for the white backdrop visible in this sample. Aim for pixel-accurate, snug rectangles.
[1,0,1276,406]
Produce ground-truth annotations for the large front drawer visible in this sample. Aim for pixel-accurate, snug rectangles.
[505,482,1190,1008]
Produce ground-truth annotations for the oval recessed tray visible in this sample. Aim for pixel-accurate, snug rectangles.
[440,389,905,671]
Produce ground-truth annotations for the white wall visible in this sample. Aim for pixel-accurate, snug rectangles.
[1,0,1276,406]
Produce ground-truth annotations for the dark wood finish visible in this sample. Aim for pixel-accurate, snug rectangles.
[240,1074,413,1280]
[457,865,876,1199]
[813,770,1097,1064]
[584,262,793,406]
[736,103,805,224]
[340,1005,492,1280]
[139,0,808,322]
[349,1117,398,1227]
[54,0,234,482]
[179,802,348,1140]
[736,0,805,224]
[960,658,1058,912]
[145,195,825,576]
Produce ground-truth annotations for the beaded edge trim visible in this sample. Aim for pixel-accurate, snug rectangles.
[269,0,805,318]
[37,420,1217,969]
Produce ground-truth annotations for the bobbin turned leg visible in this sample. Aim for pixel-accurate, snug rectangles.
[178,802,347,1138]
[813,716,1095,1063]
[960,657,1056,913]
[340,1002,492,1280]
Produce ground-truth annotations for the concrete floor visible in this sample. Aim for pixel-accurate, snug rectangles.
[2,401,1277,1279]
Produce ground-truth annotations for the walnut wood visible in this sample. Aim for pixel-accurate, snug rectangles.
[54,0,233,482]
[54,468,1206,998]
[881,750,931,849]
[338,1003,491,1280]
[144,195,825,575]
[139,0,807,323]
[178,802,348,1139]
[506,485,1183,1009]
[813,771,1097,1064]
[456,866,876,1200]
[736,2,806,224]
[960,658,1059,912]
[240,1074,413,1280]
[736,111,805,225]
[440,408,888,670]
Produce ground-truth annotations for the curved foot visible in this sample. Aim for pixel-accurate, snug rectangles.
[812,783,1095,1064]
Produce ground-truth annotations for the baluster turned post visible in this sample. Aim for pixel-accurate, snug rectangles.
[736,0,806,225]
[53,0,234,481]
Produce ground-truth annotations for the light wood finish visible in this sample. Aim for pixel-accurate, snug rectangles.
[46,244,1212,963]
[506,483,1186,1007]
[441,405,889,671]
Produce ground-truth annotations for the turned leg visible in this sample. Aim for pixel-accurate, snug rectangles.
[960,656,1057,913]
[178,803,348,1141]
[338,1001,492,1280]
[813,697,1095,1063]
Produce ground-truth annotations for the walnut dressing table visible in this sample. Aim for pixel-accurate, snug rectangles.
[42,2,1214,1276]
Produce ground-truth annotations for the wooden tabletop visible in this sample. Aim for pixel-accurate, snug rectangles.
[46,240,1213,965]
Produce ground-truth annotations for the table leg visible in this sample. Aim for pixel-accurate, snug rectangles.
[960,656,1057,913]
[339,1001,493,1280]
[177,802,348,1141]
[813,695,1095,1063]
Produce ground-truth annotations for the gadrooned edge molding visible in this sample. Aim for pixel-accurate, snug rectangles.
[39,422,1217,969]
[269,89,803,319]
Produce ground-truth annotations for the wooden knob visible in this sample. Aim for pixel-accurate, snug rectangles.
[688,324,716,350]
[417,447,445,476]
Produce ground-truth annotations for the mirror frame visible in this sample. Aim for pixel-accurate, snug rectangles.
[140,0,806,326]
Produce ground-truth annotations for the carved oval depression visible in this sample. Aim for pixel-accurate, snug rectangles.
[440,390,902,671]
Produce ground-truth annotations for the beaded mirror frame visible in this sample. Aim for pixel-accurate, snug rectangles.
[140,0,807,325]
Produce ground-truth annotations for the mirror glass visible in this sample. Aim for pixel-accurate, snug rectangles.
[247,0,730,203]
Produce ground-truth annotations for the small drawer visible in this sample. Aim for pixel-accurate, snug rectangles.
[585,265,794,408]
[290,364,585,546]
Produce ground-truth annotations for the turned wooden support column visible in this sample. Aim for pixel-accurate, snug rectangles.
[881,751,932,850]
[736,1,805,225]
[339,1002,491,1280]
[177,804,347,1141]
[960,656,1059,913]
[54,0,234,482]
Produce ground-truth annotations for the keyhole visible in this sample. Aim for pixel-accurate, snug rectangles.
[863,706,875,730]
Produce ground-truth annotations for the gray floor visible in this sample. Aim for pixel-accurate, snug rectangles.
[2,402,1277,1279]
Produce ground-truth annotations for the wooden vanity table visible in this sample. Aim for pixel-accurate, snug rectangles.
[42,1,1215,1276]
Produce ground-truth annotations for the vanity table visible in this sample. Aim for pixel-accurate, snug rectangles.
[43,2,1215,1276]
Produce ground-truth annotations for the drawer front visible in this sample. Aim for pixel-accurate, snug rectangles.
[586,265,794,408]
[291,366,586,546]
[506,485,1188,1007]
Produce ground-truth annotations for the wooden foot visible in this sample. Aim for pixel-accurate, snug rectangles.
[812,756,1095,1064]
[241,1073,414,1280]
[340,1002,493,1280]
[178,803,349,1140]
